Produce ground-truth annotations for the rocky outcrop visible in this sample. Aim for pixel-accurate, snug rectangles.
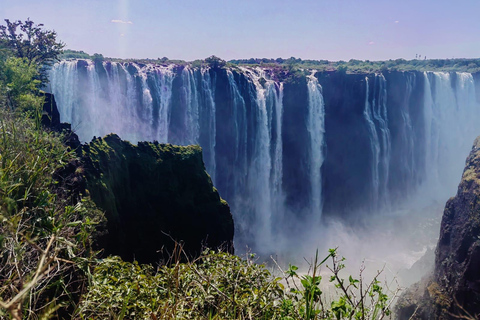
[42,94,234,264]
[41,92,81,150]
[81,134,234,264]
[397,137,480,319]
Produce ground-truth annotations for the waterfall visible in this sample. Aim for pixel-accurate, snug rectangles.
[151,66,175,143]
[400,73,416,191]
[200,68,217,181]
[372,74,391,208]
[422,72,480,201]
[307,72,325,220]
[364,75,391,210]
[48,61,480,254]
[182,67,200,145]
[121,63,142,142]
[226,69,247,191]
[48,60,78,124]
[239,67,274,247]
[271,82,284,217]
[364,76,381,208]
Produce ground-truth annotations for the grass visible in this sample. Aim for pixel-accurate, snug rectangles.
[0,89,104,319]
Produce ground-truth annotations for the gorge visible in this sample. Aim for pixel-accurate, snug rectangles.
[47,60,480,261]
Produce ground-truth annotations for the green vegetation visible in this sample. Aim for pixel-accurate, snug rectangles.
[0,34,105,318]
[228,56,480,73]
[75,247,397,320]
[0,56,43,113]
[60,50,92,60]
[64,53,480,75]
[0,19,65,84]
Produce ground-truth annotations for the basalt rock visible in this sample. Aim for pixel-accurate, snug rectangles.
[81,134,234,264]
[41,93,234,264]
[397,137,480,319]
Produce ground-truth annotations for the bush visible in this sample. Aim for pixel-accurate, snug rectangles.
[77,248,398,320]
[205,55,226,69]
[0,56,43,113]
[78,250,284,319]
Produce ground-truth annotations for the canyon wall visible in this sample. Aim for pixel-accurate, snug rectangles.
[48,61,480,252]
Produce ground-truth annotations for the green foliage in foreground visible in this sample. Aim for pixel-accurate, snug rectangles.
[77,249,397,320]
[0,41,106,319]
[0,105,105,319]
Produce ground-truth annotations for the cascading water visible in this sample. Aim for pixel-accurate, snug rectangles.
[364,74,391,210]
[364,76,381,209]
[420,72,480,202]
[226,69,247,196]
[199,68,217,180]
[399,73,416,194]
[48,61,480,256]
[182,67,200,145]
[270,82,284,227]
[235,67,285,249]
[49,60,77,124]
[151,66,175,143]
[306,72,325,222]
[372,74,391,209]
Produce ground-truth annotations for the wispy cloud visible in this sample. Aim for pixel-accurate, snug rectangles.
[395,20,399,24]
[111,19,133,24]
[368,41,375,45]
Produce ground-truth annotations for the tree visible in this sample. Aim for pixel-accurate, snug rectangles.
[0,56,43,112]
[205,55,226,69]
[0,18,65,84]
[92,53,104,63]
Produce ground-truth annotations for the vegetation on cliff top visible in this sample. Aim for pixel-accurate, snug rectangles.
[61,48,480,74]
[229,56,480,73]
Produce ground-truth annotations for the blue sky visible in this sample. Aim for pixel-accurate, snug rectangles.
[1,0,479,61]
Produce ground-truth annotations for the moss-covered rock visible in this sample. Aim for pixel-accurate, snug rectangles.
[82,134,234,263]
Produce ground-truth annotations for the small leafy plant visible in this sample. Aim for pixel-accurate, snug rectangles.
[280,248,398,320]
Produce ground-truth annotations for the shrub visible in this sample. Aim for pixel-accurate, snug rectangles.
[78,250,284,319]
[78,248,398,320]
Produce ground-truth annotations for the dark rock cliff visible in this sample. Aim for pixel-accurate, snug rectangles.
[81,134,234,264]
[317,71,371,219]
[397,137,480,319]
[42,94,234,264]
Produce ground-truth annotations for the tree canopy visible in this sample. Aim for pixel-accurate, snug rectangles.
[0,18,65,84]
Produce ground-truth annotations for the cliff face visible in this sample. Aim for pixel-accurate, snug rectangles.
[81,134,234,263]
[43,93,234,264]
[50,62,480,252]
[397,137,480,319]
[434,136,480,317]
